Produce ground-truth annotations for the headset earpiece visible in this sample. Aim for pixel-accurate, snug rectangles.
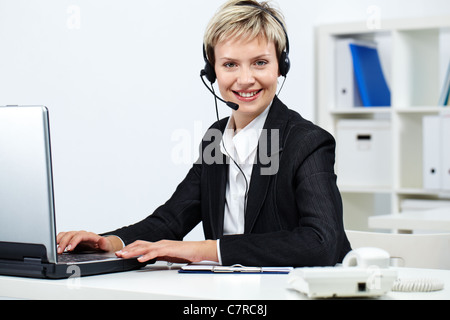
[202,46,217,84]
[279,50,290,78]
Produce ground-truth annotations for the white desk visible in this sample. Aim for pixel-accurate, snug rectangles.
[1,262,450,300]
[369,209,450,233]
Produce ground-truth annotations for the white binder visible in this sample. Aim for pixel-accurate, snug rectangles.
[441,113,450,191]
[335,38,363,109]
[422,115,442,190]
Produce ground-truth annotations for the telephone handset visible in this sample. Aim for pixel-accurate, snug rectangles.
[342,247,390,269]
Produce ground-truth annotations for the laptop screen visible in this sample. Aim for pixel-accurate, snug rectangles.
[0,106,58,263]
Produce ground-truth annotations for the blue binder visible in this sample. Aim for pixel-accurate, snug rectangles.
[438,60,450,106]
[349,43,391,107]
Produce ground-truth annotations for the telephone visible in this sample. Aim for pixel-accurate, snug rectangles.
[288,247,398,298]
[288,247,445,298]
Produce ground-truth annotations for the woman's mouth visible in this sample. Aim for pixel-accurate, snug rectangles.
[232,89,263,101]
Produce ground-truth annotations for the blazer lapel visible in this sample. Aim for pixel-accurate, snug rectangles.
[203,117,229,240]
[208,158,228,239]
[245,96,289,234]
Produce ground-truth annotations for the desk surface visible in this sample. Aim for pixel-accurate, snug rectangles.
[1,262,450,300]
[369,209,450,232]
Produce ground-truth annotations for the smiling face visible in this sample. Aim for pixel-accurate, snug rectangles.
[214,35,280,130]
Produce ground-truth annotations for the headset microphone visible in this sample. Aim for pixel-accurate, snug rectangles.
[200,70,239,111]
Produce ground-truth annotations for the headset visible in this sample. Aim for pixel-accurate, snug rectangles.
[200,1,291,110]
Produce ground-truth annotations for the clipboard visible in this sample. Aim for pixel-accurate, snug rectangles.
[179,263,293,274]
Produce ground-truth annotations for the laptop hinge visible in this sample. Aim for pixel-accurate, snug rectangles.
[24,257,43,264]
[0,241,49,263]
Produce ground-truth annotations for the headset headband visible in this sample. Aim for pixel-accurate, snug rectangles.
[235,1,290,54]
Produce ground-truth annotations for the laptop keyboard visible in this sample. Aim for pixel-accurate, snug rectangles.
[58,253,119,264]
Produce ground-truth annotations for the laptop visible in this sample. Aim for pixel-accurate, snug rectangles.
[0,105,150,279]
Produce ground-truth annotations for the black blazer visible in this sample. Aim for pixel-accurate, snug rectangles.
[107,96,351,267]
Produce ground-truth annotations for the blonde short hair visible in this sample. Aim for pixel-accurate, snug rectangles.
[203,0,288,67]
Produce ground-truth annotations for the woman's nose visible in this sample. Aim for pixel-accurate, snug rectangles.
[236,66,255,86]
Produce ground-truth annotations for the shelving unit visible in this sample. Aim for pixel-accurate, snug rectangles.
[315,16,450,232]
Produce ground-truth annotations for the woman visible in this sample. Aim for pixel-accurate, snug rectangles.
[57,0,351,267]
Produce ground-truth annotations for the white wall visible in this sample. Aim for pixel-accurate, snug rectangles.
[1,0,450,239]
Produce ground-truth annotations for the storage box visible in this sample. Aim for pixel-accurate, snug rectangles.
[336,120,392,188]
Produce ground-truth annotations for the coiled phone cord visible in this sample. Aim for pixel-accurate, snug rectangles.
[392,278,444,292]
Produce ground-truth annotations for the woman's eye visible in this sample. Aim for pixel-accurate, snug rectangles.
[255,60,267,67]
[224,62,237,68]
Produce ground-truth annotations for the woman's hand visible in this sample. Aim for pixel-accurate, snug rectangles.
[115,240,219,264]
[56,231,124,254]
